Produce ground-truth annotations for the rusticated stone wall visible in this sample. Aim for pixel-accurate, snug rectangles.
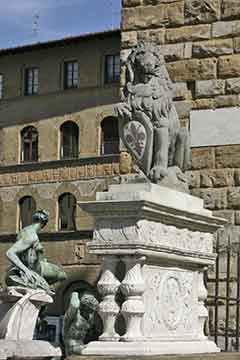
[121,0,240,224]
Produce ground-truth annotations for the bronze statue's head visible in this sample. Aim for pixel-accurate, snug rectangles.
[32,209,49,227]
[80,291,99,314]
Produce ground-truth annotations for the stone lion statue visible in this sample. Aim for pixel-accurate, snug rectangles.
[115,41,190,188]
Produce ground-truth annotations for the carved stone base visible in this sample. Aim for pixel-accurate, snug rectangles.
[80,183,226,356]
[81,340,220,356]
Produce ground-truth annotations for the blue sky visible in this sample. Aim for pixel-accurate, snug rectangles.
[0,0,122,50]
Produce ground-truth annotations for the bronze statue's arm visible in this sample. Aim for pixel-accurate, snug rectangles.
[63,292,80,336]
[6,236,36,278]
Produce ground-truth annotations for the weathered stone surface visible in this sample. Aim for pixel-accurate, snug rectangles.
[122,31,138,49]
[214,95,240,108]
[191,147,215,170]
[235,211,240,225]
[174,100,193,118]
[166,24,211,43]
[167,58,217,81]
[212,210,234,224]
[186,170,200,189]
[122,2,184,31]
[234,169,240,186]
[137,29,165,44]
[185,0,220,25]
[212,20,240,38]
[233,37,240,53]
[191,188,227,210]
[228,188,240,209]
[173,82,190,100]
[200,169,235,188]
[219,55,240,78]
[192,99,214,110]
[221,0,240,20]
[190,107,240,147]
[192,39,233,57]
[122,0,142,7]
[195,80,225,98]
[216,145,240,168]
[226,78,240,94]
[143,0,184,5]
[159,43,192,61]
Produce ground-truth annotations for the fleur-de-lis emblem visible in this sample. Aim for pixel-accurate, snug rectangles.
[124,121,146,160]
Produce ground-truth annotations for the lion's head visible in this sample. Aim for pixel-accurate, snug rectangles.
[126,41,164,83]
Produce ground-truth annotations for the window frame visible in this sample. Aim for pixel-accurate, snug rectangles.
[58,193,76,231]
[21,126,39,163]
[60,121,79,159]
[101,116,119,155]
[104,54,120,84]
[19,195,36,230]
[24,67,39,96]
[63,60,79,90]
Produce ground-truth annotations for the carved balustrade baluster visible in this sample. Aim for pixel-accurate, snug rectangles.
[97,256,120,341]
[198,269,208,339]
[120,255,145,342]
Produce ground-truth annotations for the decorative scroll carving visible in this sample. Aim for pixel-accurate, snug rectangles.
[0,163,120,188]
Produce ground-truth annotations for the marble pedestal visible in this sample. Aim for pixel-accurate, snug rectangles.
[0,287,61,359]
[79,183,226,356]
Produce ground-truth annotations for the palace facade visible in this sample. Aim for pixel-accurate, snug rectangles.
[0,29,124,322]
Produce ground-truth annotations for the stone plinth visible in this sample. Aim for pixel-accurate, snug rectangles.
[79,183,226,356]
[68,354,240,360]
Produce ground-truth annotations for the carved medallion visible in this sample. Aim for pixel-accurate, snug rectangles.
[160,275,183,330]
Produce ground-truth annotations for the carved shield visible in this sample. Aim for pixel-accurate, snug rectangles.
[121,111,153,176]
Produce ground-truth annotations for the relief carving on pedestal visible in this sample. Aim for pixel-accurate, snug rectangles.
[160,272,193,331]
[143,268,196,337]
[93,219,213,255]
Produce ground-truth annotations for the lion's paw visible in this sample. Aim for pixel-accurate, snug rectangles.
[149,166,168,183]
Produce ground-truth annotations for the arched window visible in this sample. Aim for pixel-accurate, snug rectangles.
[19,196,36,229]
[58,193,76,231]
[101,116,119,155]
[60,121,79,159]
[21,126,38,162]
